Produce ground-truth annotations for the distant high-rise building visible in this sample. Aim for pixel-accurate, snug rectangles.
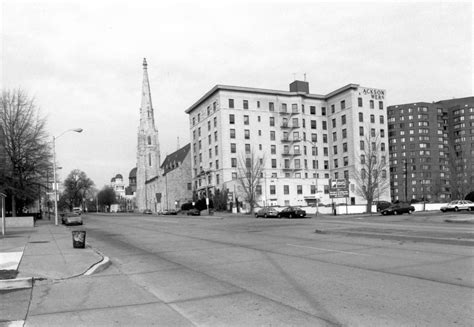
[387,97,474,202]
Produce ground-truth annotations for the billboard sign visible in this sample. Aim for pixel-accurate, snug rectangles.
[329,179,349,198]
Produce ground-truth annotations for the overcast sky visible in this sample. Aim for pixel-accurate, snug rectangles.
[1,0,472,189]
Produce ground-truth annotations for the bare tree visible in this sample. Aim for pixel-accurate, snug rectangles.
[449,141,473,200]
[0,89,51,215]
[352,130,390,213]
[236,149,264,214]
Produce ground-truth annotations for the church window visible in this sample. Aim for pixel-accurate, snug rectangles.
[147,136,152,145]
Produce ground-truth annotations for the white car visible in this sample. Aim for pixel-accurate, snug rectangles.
[440,200,474,212]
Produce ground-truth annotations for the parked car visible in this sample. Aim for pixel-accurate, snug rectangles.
[72,207,82,214]
[186,208,201,216]
[380,203,415,215]
[278,207,306,218]
[61,212,83,226]
[143,209,153,214]
[374,201,391,212]
[163,209,178,215]
[440,200,474,212]
[255,207,280,218]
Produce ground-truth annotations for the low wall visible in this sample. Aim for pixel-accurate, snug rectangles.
[5,216,35,227]
[412,203,444,212]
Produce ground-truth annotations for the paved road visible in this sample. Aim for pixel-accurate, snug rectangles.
[28,213,474,326]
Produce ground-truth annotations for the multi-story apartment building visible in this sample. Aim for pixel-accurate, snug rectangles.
[185,81,390,209]
[387,97,474,202]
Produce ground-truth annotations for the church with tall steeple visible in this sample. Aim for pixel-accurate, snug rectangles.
[135,58,192,212]
[136,58,162,211]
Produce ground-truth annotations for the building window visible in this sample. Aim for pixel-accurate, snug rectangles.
[341,100,345,110]
[147,136,152,145]
[380,115,384,124]
[243,100,249,109]
[270,131,275,140]
[270,185,276,195]
[379,101,384,110]
[310,106,316,115]
[232,172,237,180]
[322,107,326,116]
[311,120,317,129]
[333,145,338,155]
[331,104,335,114]
[231,143,236,153]
[359,112,363,122]
[342,129,347,139]
[297,185,303,194]
[370,114,375,123]
[332,118,336,128]
[270,117,275,126]
[216,160,219,169]
[214,117,217,127]
[311,133,317,142]
[231,158,237,167]
[370,100,374,109]
[359,126,364,136]
[341,115,346,125]
[245,144,251,154]
[271,145,276,154]
[230,129,235,138]
[244,115,249,125]
[229,114,235,124]
[257,101,260,108]
[343,143,347,152]
[332,132,337,141]
[322,121,327,130]
[272,159,277,168]
[269,102,274,111]
[148,153,152,166]
[244,129,250,139]
[229,99,234,108]
[323,134,328,143]
[343,156,348,166]
[284,185,289,194]
[360,141,365,150]
[358,97,363,107]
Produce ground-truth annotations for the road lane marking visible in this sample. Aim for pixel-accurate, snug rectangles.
[287,244,371,256]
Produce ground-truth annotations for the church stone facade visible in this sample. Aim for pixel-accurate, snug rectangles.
[135,59,192,212]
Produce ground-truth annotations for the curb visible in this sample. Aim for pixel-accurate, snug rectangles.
[0,277,33,291]
[84,256,111,275]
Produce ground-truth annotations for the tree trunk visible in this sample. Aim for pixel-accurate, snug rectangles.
[11,196,16,217]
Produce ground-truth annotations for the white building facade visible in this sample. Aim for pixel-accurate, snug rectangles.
[185,81,390,209]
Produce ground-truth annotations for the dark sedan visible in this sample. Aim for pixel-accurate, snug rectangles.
[381,203,415,215]
[278,207,306,218]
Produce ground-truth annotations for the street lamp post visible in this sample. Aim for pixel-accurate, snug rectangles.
[53,128,83,226]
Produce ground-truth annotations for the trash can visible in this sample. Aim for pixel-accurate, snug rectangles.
[72,230,86,248]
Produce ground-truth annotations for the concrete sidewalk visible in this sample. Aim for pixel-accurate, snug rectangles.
[0,219,106,290]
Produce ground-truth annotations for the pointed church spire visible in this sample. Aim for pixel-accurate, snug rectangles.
[141,57,153,123]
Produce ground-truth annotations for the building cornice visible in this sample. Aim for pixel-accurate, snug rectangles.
[185,83,360,114]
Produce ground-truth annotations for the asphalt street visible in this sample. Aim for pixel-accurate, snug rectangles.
[24,212,474,326]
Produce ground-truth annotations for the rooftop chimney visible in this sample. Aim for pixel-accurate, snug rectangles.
[289,80,309,94]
